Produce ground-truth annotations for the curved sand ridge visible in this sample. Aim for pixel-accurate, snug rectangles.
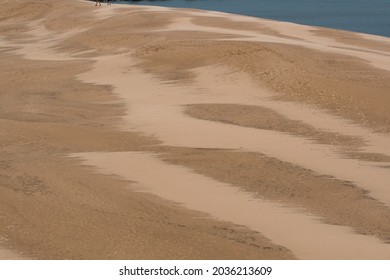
[76,54,390,259]
[75,151,390,260]
[1,1,390,259]
[152,10,390,72]
[76,6,390,259]
[78,53,390,208]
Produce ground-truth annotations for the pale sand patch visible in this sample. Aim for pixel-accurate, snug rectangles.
[154,15,390,72]
[359,33,390,44]
[180,6,390,50]
[151,6,390,56]
[74,151,390,260]
[160,147,390,243]
[252,20,390,53]
[91,4,128,19]
[185,104,365,148]
[0,248,24,260]
[78,54,390,208]
[0,21,86,61]
[311,29,390,53]
[0,239,25,260]
[192,66,390,158]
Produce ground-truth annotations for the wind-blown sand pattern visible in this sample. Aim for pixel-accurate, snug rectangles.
[1,0,390,259]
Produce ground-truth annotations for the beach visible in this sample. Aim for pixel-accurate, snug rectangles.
[124,0,390,37]
[0,0,390,259]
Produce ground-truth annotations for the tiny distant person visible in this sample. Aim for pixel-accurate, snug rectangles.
[107,0,112,5]
[95,0,101,6]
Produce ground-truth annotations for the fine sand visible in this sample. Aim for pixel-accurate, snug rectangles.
[1,0,390,259]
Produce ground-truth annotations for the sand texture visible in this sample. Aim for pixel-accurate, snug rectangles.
[1,0,390,259]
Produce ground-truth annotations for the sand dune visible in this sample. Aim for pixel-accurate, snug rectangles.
[1,0,390,259]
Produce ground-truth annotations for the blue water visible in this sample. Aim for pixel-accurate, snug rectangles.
[118,0,390,37]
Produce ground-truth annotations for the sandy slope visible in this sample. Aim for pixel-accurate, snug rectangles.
[0,0,390,259]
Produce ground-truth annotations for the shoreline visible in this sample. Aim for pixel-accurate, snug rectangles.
[1,0,390,259]
[116,0,390,38]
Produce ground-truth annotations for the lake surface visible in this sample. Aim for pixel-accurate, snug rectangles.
[118,0,390,37]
